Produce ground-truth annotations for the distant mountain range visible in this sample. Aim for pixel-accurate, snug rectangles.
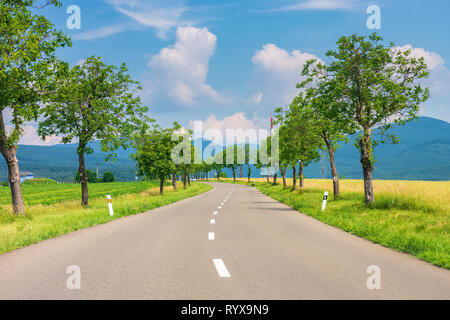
[0,117,449,182]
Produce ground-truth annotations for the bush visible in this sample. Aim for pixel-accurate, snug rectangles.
[22,178,58,185]
[214,172,228,178]
[74,169,99,183]
[102,171,115,183]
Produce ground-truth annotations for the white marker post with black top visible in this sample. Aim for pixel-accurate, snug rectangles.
[321,191,329,211]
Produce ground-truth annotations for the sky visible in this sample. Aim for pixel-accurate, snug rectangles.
[15,0,450,145]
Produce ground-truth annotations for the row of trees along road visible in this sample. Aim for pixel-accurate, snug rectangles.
[1,1,149,214]
[275,33,429,203]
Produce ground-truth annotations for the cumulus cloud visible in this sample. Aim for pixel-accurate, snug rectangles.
[199,113,258,132]
[249,43,321,107]
[189,112,270,143]
[394,44,445,71]
[394,44,450,94]
[145,26,224,107]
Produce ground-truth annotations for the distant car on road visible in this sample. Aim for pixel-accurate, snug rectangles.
[190,177,197,181]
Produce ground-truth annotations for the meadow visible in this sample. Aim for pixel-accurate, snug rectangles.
[222,178,450,269]
[0,181,212,255]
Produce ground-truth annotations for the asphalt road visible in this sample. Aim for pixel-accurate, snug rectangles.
[0,182,449,299]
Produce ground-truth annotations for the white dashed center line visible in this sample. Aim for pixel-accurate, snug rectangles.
[213,211,218,215]
[210,219,215,224]
[218,206,222,209]
[213,259,231,278]
[208,232,215,240]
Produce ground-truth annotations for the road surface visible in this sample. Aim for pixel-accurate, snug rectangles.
[0,182,449,299]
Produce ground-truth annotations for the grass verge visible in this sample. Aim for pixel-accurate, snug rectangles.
[221,178,449,269]
[0,182,212,255]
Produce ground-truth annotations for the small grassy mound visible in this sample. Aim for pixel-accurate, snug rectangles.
[22,178,58,185]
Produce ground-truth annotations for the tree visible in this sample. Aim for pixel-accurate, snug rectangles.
[224,144,239,182]
[309,33,429,203]
[274,99,321,190]
[288,90,348,198]
[39,56,148,206]
[0,0,70,215]
[102,171,115,183]
[133,125,176,195]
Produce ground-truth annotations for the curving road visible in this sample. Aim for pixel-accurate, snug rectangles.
[0,182,449,299]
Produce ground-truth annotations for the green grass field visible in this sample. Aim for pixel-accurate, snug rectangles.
[0,181,212,255]
[221,178,450,269]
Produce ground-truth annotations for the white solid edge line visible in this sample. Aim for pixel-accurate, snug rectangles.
[213,259,231,278]
[208,232,215,240]
[210,219,215,224]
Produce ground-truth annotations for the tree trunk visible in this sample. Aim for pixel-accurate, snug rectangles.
[160,178,164,195]
[232,167,236,182]
[266,175,269,183]
[281,167,286,189]
[360,128,375,203]
[217,170,220,181]
[187,175,191,186]
[183,169,187,188]
[78,147,89,206]
[292,165,297,190]
[323,136,340,199]
[0,146,25,215]
[299,160,304,188]
[273,172,277,185]
[172,173,177,190]
[247,165,251,182]
[0,111,25,215]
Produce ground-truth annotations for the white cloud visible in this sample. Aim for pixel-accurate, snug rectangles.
[199,113,257,132]
[250,43,321,106]
[146,26,223,107]
[267,0,359,12]
[394,44,445,71]
[394,44,450,94]
[104,0,191,39]
[246,92,264,104]
[189,112,270,144]
[72,25,128,41]
[72,25,127,40]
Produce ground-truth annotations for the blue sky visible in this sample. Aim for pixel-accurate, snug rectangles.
[19,0,450,144]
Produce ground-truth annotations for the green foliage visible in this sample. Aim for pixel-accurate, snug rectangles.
[102,171,115,183]
[38,56,150,159]
[300,33,430,165]
[74,169,98,183]
[133,124,176,187]
[0,0,71,147]
[214,172,228,178]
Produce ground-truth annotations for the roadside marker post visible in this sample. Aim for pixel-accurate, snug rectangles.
[106,195,114,216]
[321,191,329,212]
